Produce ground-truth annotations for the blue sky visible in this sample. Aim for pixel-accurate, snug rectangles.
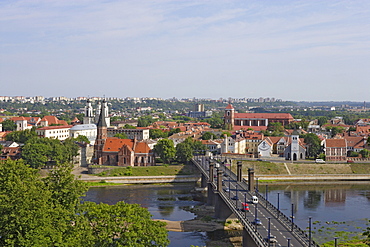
[1,0,369,101]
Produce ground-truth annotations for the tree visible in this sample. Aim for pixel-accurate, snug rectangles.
[153,139,176,164]
[267,122,284,132]
[114,133,129,139]
[326,126,344,137]
[77,201,169,247]
[303,133,322,158]
[137,116,154,127]
[359,149,370,158]
[176,141,193,164]
[5,129,37,143]
[317,116,328,126]
[0,159,169,246]
[2,119,16,131]
[123,124,136,129]
[150,129,168,139]
[201,132,217,140]
[75,135,90,144]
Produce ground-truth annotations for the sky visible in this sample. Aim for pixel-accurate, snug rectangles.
[1,0,370,101]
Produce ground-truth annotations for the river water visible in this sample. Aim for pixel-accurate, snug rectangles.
[84,182,370,246]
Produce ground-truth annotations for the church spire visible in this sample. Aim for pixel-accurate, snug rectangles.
[97,99,107,127]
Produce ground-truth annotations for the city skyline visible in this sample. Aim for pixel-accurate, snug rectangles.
[1,0,370,101]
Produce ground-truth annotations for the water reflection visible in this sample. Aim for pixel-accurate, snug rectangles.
[85,182,370,245]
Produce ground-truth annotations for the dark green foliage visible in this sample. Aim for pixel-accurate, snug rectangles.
[2,119,16,131]
[137,115,155,127]
[114,133,129,139]
[0,159,169,246]
[153,139,176,164]
[5,129,37,143]
[21,137,80,168]
[201,131,217,140]
[150,129,168,139]
[359,149,370,158]
[302,133,322,158]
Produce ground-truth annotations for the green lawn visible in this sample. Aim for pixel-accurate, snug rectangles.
[96,164,197,177]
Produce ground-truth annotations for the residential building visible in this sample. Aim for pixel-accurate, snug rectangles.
[324,139,347,162]
[107,128,149,140]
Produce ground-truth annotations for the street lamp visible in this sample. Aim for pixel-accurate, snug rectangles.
[254,203,258,232]
[256,177,259,193]
[334,237,338,247]
[268,217,271,246]
[277,192,280,218]
[291,203,294,232]
[287,238,291,247]
[265,184,268,206]
[308,217,312,247]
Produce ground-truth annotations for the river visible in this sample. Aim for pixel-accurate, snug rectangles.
[84,181,370,246]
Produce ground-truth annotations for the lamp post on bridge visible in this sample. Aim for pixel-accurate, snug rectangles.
[265,184,268,206]
[277,192,280,218]
[334,237,338,247]
[290,203,295,232]
[254,203,258,232]
[287,238,291,247]
[308,216,312,247]
[267,217,271,246]
[256,177,259,193]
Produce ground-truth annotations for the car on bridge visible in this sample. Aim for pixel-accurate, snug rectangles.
[264,235,277,246]
[252,218,262,225]
[241,203,249,212]
[231,195,239,200]
[224,188,230,192]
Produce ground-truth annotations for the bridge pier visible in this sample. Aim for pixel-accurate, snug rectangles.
[248,168,255,191]
[237,161,242,182]
[214,191,236,221]
[200,173,207,188]
[242,228,259,247]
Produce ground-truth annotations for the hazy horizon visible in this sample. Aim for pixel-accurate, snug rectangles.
[1,1,369,101]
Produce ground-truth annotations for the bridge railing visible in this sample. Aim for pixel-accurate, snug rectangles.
[254,192,320,247]
[192,158,268,247]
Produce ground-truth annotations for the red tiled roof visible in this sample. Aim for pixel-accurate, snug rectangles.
[234,113,294,120]
[325,139,347,148]
[37,125,72,130]
[225,104,234,110]
[103,138,151,153]
[40,116,68,126]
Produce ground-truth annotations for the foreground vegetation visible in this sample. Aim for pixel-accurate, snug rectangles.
[0,159,169,246]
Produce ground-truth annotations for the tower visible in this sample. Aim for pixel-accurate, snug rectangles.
[83,99,94,124]
[224,104,235,130]
[290,129,300,161]
[93,99,108,164]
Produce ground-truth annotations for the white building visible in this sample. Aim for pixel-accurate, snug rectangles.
[69,124,97,144]
[107,128,149,141]
[36,125,72,140]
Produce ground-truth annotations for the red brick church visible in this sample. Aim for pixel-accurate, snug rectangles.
[224,104,294,131]
[93,100,154,166]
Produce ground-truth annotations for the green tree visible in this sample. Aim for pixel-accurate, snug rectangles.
[75,135,90,144]
[303,133,322,158]
[77,201,169,247]
[0,159,169,246]
[317,116,328,126]
[123,124,136,129]
[176,141,193,164]
[153,139,176,164]
[268,122,284,132]
[168,128,181,136]
[137,116,154,127]
[150,129,168,139]
[2,119,16,131]
[326,126,344,137]
[201,132,217,140]
[114,133,129,139]
[359,149,370,158]
[5,129,37,143]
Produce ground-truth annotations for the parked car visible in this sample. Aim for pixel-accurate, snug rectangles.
[315,159,325,163]
[347,160,354,163]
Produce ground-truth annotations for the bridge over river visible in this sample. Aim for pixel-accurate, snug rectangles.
[193,156,319,247]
